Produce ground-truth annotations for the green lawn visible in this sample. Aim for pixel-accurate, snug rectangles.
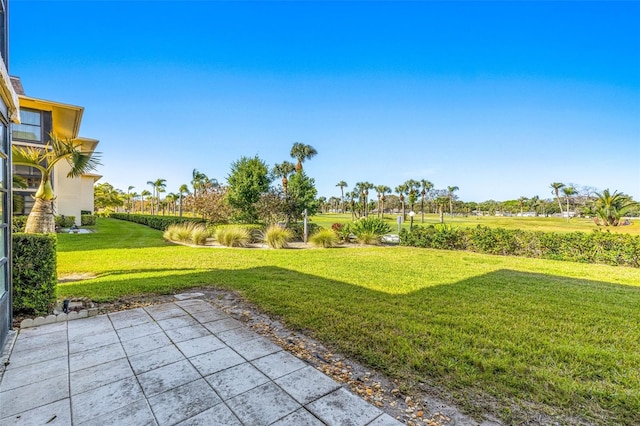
[312,212,640,235]
[57,218,640,424]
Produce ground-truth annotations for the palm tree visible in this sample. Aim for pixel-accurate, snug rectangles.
[178,184,189,217]
[140,190,151,214]
[165,193,178,215]
[127,185,135,212]
[594,189,636,226]
[336,181,348,214]
[12,134,101,233]
[518,196,528,216]
[290,142,317,173]
[191,169,208,198]
[156,185,167,215]
[550,182,565,215]
[562,186,576,219]
[405,180,421,214]
[447,185,459,216]
[420,179,434,223]
[374,185,391,219]
[147,178,166,215]
[129,191,139,213]
[361,182,374,217]
[395,183,409,221]
[146,181,156,214]
[272,161,296,195]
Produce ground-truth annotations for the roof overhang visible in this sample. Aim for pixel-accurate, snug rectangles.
[84,173,102,183]
[0,57,20,123]
[76,137,99,154]
[18,95,84,139]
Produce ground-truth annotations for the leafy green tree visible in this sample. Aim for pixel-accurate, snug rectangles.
[287,170,319,220]
[594,189,637,226]
[290,142,317,173]
[336,180,348,213]
[94,182,124,211]
[12,134,101,233]
[227,155,271,222]
[550,182,565,215]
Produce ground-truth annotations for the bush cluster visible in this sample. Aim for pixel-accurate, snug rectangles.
[110,213,207,231]
[400,225,640,267]
[81,214,97,226]
[287,222,323,241]
[262,225,294,249]
[215,226,251,247]
[211,224,263,243]
[55,215,76,228]
[310,228,340,248]
[164,222,210,245]
[12,216,27,233]
[13,233,58,316]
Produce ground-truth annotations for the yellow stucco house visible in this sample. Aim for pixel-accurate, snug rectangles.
[11,77,101,225]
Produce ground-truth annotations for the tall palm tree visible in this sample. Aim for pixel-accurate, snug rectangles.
[290,142,317,173]
[562,186,576,219]
[594,189,636,226]
[405,180,421,214]
[156,184,167,215]
[165,193,178,215]
[447,185,459,216]
[12,134,101,233]
[140,190,151,214]
[146,181,156,214]
[336,181,348,214]
[550,182,565,215]
[127,185,135,212]
[129,191,139,213]
[191,169,208,198]
[147,178,166,216]
[272,161,296,195]
[518,196,528,215]
[361,181,374,217]
[395,184,409,221]
[178,184,189,217]
[374,185,391,219]
[420,179,433,223]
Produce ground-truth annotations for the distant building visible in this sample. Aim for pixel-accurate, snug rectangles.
[1,0,22,353]
[10,76,101,224]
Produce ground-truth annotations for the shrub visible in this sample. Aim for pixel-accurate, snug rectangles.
[13,233,57,316]
[215,226,251,247]
[12,216,27,233]
[81,214,97,226]
[110,213,207,231]
[310,228,340,248]
[287,222,323,241]
[355,230,382,245]
[262,225,294,249]
[334,223,353,243]
[163,222,209,245]
[211,224,263,243]
[351,217,391,244]
[55,215,76,228]
[400,225,640,267]
[80,210,92,216]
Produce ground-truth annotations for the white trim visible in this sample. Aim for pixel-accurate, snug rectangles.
[0,54,19,123]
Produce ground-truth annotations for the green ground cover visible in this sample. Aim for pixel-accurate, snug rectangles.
[57,218,640,424]
[312,212,640,235]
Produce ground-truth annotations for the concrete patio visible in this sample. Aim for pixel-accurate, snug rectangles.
[0,299,402,425]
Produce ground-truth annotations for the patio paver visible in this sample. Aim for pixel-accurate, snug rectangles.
[0,300,403,425]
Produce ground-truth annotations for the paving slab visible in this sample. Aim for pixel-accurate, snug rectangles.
[0,301,403,425]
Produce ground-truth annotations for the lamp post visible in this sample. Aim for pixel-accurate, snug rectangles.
[409,211,415,231]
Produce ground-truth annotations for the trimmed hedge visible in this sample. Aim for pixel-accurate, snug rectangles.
[55,215,76,228]
[110,213,207,231]
[400,225,640,267]
[12,215,27,233]
[13,233,58,315]
[81,214,97,226]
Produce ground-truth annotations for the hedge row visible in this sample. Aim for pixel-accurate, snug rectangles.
[81,214,97,226]
[400,225,640,268]
[110,213,207,231]
[13,233,58,315]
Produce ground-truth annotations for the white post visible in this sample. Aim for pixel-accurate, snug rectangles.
[303,209,308,243]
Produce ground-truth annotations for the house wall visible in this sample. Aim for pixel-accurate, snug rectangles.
[53,161,84,225]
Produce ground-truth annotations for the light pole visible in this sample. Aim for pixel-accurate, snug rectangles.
[409,211,415,231]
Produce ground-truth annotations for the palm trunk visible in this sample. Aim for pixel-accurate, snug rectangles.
[25,198,56,234]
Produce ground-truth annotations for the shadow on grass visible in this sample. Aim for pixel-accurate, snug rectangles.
[59,266,640,424]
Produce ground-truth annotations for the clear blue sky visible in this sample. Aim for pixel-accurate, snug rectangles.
[10,0,640,202]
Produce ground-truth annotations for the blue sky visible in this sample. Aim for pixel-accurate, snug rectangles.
[10,0,640,202]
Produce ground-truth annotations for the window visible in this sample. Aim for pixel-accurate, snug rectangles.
[13,109,42,142]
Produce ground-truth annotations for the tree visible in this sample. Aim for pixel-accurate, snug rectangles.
[290,142,317,173]
[12,134,101,233]
[226,156,271,223]
[518,196,528,215]
[185,185,235,223]
[287,170,319,220]
[272,161,296,195]
[420,179,434,223]
[336,181,348,214]
[374,185,391,219]
[178,184,189,217]
[562,186,576,219]
[550,182,565,215]
[594,189,637,226]
[94,182,124,211]
[140,190,151,214]
[395,183,409,221]
[405,180,421,214]
[147,178,166,216]
[127,185,135,212]
[447,186,459,216]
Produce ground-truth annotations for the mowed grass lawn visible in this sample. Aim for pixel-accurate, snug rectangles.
[57,219,640,424]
